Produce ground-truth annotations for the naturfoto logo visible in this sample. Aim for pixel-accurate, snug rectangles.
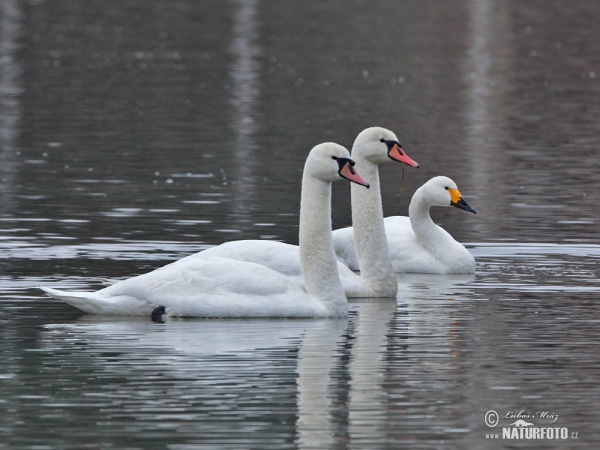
[484,409,578,441]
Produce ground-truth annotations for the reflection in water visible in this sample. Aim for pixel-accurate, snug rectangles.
[0,0,22,212]
[464,0,510,238]
[295,318,347,449]
[300,280,479,447]
[465,0,495,143]
[228,0,261,231]
[230,0,261,147]
[4,244,600,447]
[47,316,308,357]
[36,297,457,448]
[347,301,397,446]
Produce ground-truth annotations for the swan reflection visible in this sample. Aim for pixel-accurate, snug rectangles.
[38,274,476,447]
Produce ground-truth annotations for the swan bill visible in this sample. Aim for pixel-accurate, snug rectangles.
[451,196,477,214]
[338,159,370,188]
[388,142,419,168]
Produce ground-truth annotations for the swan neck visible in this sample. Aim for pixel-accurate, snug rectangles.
[409,189,442,249]
[299,173,347,307]
[350,155,396,291]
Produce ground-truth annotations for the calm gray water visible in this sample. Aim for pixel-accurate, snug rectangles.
[1,0,600,448]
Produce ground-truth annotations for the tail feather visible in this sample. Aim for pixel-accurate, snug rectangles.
[40,286,106,314]
[40,286,152,316]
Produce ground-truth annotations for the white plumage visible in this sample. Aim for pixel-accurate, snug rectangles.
[194,127,419,297]
[333,176,477,274]
[41,143,368,318]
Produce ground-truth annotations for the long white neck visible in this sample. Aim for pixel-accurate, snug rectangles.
[350,155,397,296]
[409,187,448,256]
[299,172,348,313]
[409,188,474,272]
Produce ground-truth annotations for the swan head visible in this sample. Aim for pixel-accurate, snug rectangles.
[307,143,370,188]
[422,176,477,213]
[353,127,419,168]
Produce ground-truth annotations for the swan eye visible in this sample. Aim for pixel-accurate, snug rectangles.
[331,156,338,160]
[379,138,385,142]
[445,187,449,190]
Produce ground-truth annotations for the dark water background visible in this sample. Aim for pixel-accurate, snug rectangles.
[1,0,600,448]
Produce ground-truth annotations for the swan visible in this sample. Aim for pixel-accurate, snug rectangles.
[193,127,419,297]
[333,176,477,274]
[40,143,370,318]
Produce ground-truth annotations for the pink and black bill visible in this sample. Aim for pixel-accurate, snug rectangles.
[332,157,370,188]
[381,139,419,168]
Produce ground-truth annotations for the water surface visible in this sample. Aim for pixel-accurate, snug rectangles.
[1,0,600,448]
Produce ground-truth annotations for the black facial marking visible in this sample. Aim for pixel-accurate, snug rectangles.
[333,156,355,173]
[381,139,404,155]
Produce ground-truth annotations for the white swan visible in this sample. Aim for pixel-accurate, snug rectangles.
[40,143,369,318]
[194,127,419,297]
[333,176,477,274]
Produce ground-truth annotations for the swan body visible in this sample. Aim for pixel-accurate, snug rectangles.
[193,127,419,297]
[41,143,369,318]
[195,240,366,296]
[333,176,477,274]
[41,257,331,317]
